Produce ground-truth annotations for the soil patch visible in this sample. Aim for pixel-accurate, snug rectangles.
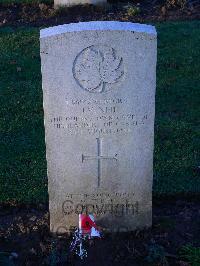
[0,1,200,28]
[0,199,199,265]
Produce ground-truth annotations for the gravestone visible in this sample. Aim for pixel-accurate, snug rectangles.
[54,0,107,8]
[40,21,157,234]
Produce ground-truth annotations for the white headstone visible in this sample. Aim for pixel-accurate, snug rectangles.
[54,0,106,8]
[40,21,157,234]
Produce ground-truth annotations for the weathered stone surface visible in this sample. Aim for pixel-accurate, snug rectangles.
[40,21,157,233]
[54,0,106,8]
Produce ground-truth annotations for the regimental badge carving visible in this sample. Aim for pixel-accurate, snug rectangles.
[73,45,124,93]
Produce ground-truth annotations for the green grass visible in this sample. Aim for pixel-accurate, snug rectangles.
[154,21,200,196]
[0,27,46,203]
[0,21,200,203]
[179,245,200,266]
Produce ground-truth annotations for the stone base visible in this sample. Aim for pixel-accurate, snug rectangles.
[54,0,107,8]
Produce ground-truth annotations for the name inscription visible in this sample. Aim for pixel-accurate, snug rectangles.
[50,97,149,136]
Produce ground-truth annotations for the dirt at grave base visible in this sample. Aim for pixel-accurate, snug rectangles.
[0,0,200,28]
[0,199,199,266]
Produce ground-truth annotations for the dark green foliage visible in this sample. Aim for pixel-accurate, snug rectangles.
[126,5,141,16]
[179,245,200,266]
[0,252,15,266]
[45,240,69,265]
[156,216,176,230]
[145,243,168,265]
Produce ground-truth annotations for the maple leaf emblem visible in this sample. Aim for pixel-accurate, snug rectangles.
[73,45,124,93]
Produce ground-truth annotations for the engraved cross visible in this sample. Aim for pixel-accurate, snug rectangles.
[82,138,117,187]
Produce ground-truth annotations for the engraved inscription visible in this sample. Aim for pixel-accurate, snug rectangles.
[50,97,149,136]
[62,199,139,217]
[82,138,117,187]
[73,45,124,93]
[50,113,148,136]
[62,193,139,218]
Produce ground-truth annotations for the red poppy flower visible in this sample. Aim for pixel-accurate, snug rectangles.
[79,214,97,235]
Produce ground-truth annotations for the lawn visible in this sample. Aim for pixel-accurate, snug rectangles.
[0,21,199,203]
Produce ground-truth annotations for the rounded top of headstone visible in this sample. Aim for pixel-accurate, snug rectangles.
[40,21,157,39]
